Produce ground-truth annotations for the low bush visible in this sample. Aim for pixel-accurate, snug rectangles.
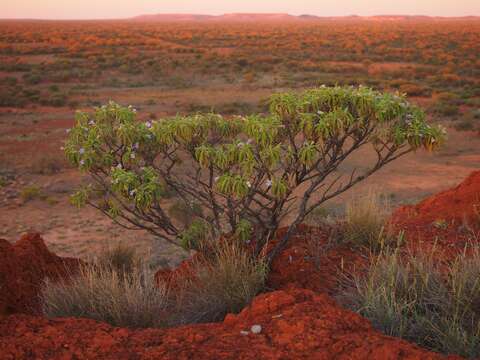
[20,185,46,202]
[30,155,64,175]
[431,102,460,117]
[339,245,480,358]
[454,118,475,132]
[399,83,431,97]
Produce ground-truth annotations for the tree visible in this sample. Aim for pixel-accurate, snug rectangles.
[65,86,445,262]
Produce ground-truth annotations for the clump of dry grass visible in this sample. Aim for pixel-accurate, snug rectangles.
[339,244,480,358]
[342,190,391,251]
[96,242,139,275]
[41,262,169,328]
[41,240,267,328]
[170,241,267,325]
[30,155,65,175]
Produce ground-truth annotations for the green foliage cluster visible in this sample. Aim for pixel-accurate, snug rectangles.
[65,86,445,257]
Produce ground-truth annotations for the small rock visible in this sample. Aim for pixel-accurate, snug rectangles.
[240,330,249,336]
[250,325,262,334]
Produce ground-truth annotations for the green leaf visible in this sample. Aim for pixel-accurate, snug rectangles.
[235,219,253,242]
[299,142,317,166]
[271,178,288,199]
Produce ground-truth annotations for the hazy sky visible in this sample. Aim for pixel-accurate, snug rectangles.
[2,0,479,19]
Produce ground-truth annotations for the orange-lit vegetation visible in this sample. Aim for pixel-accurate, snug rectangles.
[0,19,478,127]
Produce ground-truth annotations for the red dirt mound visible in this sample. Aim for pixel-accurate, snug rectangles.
[0,287,457,360]
[392,170,480,249]
[268,225,366,294]
[0,233,79,316]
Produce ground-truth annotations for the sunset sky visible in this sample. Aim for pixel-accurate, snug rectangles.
[2,0,479,19]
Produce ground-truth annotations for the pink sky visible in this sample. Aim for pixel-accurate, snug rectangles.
[2,0,479,19]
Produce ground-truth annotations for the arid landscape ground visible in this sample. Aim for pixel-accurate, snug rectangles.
[0,15,480,359]
[1,16,479,264]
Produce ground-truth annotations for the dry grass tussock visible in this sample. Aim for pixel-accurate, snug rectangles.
[342,190,392,251]
[339,243,480,358]
[41,240,266,328]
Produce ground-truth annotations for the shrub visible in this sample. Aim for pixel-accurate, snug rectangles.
[454,118,475,132]
[20,185,46,202]
[339,246,480,358]
[399,83,431,97]
[65,86,445,262]
[342,191,390,250]
[30,155,64,175]
[431,102,459,117]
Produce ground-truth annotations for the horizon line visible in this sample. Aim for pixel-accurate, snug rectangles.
[1,12,479,21]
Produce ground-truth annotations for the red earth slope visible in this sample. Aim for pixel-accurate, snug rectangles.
[3,170,479,359]
[392,170,480,250]
[0,233,78,316]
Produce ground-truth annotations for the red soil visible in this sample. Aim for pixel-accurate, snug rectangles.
[2,171,479,359]
[392,170,480,251]
[0,233,79,316]
[0,288,456,360]
[268,225,366,294]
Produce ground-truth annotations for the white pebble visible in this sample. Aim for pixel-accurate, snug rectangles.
[240,330,249,336]
[250,325,262,334]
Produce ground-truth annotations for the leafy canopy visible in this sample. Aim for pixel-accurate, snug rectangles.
[65,86,445,257]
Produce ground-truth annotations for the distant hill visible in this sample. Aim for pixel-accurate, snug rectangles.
[130,14,215,22]
[132,13,298,22]
[2,13,479,22]
[130,13,480,23]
